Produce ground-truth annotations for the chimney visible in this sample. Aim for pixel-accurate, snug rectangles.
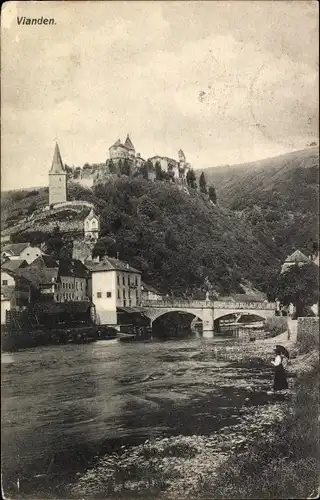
[116,252,119,260]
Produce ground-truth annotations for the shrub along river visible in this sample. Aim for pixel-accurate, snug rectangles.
[1,337,291,499]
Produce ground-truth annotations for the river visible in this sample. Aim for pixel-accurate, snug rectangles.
[1,336,277,498]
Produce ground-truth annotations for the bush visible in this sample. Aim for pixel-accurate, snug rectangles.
[264,317,287,337]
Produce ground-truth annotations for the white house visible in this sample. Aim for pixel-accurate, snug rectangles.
[1,242,44,264]
[84,208,100,241]
[88,257,142,325]
[141,282,162,302]
[281,249,311,274]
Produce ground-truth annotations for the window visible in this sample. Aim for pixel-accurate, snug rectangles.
[2,280,8,285]
[106,292,112,298]
[123,289,126,298]
[81,282,83,290]
[117,275,120,285]
[118,290,120,299]
[122,275,125,285]
[123,299,126,306]
[97,292,102,298]
[129,300,132,306]
[135,276,138,286]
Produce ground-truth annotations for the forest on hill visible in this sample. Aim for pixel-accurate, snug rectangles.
[2,147,318,298]
[2,178,280,298]
[202,147,319,261]
[69,178,280,297]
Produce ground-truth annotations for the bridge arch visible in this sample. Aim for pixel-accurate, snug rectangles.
[143,308,205,324]
[213,309,271,322]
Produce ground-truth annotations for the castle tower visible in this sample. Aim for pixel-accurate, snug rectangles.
[49,143,67,205]
[124,134,135,160]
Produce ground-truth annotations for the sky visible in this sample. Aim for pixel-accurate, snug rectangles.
[1,0,319,190]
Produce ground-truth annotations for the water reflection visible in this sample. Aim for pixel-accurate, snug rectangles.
[1,337,271,497]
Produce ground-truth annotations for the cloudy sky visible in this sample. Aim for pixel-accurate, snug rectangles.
[1,0,318,190]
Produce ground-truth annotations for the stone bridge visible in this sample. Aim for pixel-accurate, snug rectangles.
[141,299,276,338]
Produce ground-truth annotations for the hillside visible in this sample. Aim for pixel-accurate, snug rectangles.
[202,147,318,210]
[202,147,319,259]
[1,178,281,298]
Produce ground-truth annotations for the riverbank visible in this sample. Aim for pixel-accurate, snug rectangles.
[69,335,319,499]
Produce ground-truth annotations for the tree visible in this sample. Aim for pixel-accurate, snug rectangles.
[108,159,116,174]
[155,161,163,181]
[208,185,217,204]
[121,159,131,177]
[117,160,123,177]
[275,263,319,317]
[27,201,37,215]
[199,172,207,194]
[186,169,197,189]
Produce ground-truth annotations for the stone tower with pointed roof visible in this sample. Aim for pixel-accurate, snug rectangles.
[49,143,67,205]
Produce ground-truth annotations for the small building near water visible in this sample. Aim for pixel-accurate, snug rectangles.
[141,282,163,302]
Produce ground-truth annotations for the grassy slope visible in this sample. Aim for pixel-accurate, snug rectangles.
[202,146,319,211]
[200,147,319,261]
[1,187,48,229]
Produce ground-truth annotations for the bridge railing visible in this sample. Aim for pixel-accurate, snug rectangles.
[141,299,276,310]
[213,301,276,310]
[141,299,209,308]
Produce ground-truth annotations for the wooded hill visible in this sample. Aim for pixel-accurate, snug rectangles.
[2,147,318,298]
[201,146,319,262]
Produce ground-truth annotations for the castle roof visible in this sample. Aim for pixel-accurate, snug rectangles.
[124,134,135,151]
[284,250,310,264]
[50,143,66,174]
[110,139,128,150]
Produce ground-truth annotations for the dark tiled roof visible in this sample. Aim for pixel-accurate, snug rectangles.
[29,255,59,269]
[88,257,141,274]
[14,267,58,287]
[50,142,66,174]
[1,242,30,256]
[1,259,28,271]
[58,258,90,278]
[124,135,135,150]
[110,139,128,150]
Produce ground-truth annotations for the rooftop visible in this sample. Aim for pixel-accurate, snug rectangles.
[50,142,66,175]
[1,259,28,271]
[1,242,30,256]
[284,249,310,264]
[87,257,141,274]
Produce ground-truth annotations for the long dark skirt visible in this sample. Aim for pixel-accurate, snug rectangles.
[273,364,288,391]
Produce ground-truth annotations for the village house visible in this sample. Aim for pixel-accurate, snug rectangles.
[141,282,163,301]
[1,242,44,264]
[86,257,142,326]
[281,249,311,274]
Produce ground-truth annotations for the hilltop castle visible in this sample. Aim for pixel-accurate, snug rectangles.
[106,134,191,186]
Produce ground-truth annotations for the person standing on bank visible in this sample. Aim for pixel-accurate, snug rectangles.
[271,345,289,391]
